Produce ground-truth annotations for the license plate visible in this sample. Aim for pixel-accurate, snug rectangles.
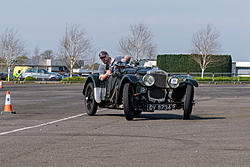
[170,78,178,84]
[147,104,172,111]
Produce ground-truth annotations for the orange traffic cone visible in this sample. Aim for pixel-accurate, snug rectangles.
[0,81,3,89]
[3,91,15,114]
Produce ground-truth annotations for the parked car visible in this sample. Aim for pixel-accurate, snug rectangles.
[0,72,8,80]
[18,68,62,81]
[50,72,63,79]
[82,61,199,121]
[62,73,81,79]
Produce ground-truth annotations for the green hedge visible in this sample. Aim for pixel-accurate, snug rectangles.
[191,77,213,81]
[238,77,250,81]
[61,76,86,83]
[5,77,18,81]
[191,77,250,82]
[157,54,232,73]
[24,76,37,81]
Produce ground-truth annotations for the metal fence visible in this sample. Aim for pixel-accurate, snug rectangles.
[169,72,250,83]
[1,72,250,85]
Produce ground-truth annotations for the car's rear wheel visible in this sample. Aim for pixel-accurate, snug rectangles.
[123,83,135,120]
[183,84,194,120]
[50,77,57,81]
[83,82,97,116]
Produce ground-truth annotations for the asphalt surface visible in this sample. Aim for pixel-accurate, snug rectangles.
[0,84,250,167]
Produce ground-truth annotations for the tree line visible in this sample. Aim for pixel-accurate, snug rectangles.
[0,23,221,80]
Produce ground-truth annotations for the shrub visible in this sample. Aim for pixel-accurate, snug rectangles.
[238,77,250,81]
[24,76,37,81]
[5,77,18,81]
[191,76,250,82]
[191,77,212,81]
[213,77,233,81]
[61,76,86,83]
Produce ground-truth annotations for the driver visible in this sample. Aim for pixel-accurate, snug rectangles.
[98,51,131,81]
[98,51,114,81]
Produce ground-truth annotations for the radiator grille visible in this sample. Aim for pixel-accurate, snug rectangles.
[152,74,167,88]
[149,86,166,99]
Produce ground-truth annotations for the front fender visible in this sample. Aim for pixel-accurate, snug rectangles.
[117,74,138,104]
[120,74,138,86]
[185,78,199,87]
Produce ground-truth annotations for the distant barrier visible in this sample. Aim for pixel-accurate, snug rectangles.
[2,73,250,84]
[169,72,250,84]
[2,76,87,84]
[1,81,86,86]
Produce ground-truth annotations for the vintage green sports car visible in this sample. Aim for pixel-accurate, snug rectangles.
[82,63,198,120]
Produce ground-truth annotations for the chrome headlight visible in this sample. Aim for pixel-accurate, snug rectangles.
[168,77,179,88]
[143,74,155,87]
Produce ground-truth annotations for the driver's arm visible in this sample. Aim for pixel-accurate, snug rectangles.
[121,55,131,64]
[99,70,112,81]
[98,63,112,81]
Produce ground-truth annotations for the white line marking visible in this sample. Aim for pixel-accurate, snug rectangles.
[0,108,107,136]
[0,113,86,136]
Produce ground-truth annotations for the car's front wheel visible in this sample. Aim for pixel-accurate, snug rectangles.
[83,82,97,116]
[123,83,135,120]
[183,84,194,120]
[134,110,142,117]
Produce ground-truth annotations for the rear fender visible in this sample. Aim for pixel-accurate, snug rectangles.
[83,74,100,94]
[83,74,104,103]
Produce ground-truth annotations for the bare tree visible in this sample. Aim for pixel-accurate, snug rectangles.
[191,24,221,78]
[81,48,97,72]
[33,47,40,79]
[16,54,29,65]
[34,47,40,67]
[31,47,41,68]
[58,24,91,77]
[41,50,53,60]
[0,28,25,81]
[87,48,98,73]
[145,45,156,59]
[119,23,156,61]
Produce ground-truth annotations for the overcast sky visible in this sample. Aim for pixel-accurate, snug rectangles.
[0,0,249,61]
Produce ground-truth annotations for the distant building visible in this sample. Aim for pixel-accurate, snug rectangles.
[1,57,88,74]
[140,59,157,67]
[51,59,68,73]
[72,60,85,73]
[232,61,250,76]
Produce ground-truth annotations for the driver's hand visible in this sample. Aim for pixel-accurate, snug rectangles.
[106,70,112,76]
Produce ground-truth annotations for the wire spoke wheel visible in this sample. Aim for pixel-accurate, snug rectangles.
[123,83,135,120]
[83,82,97,116]
[183,84,194,120]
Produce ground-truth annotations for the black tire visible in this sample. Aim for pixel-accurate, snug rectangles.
[83,82,97,116]
[134,110,142,117]
[183,84,194,120]
[50,77,57,81]
[123,83,135,120]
